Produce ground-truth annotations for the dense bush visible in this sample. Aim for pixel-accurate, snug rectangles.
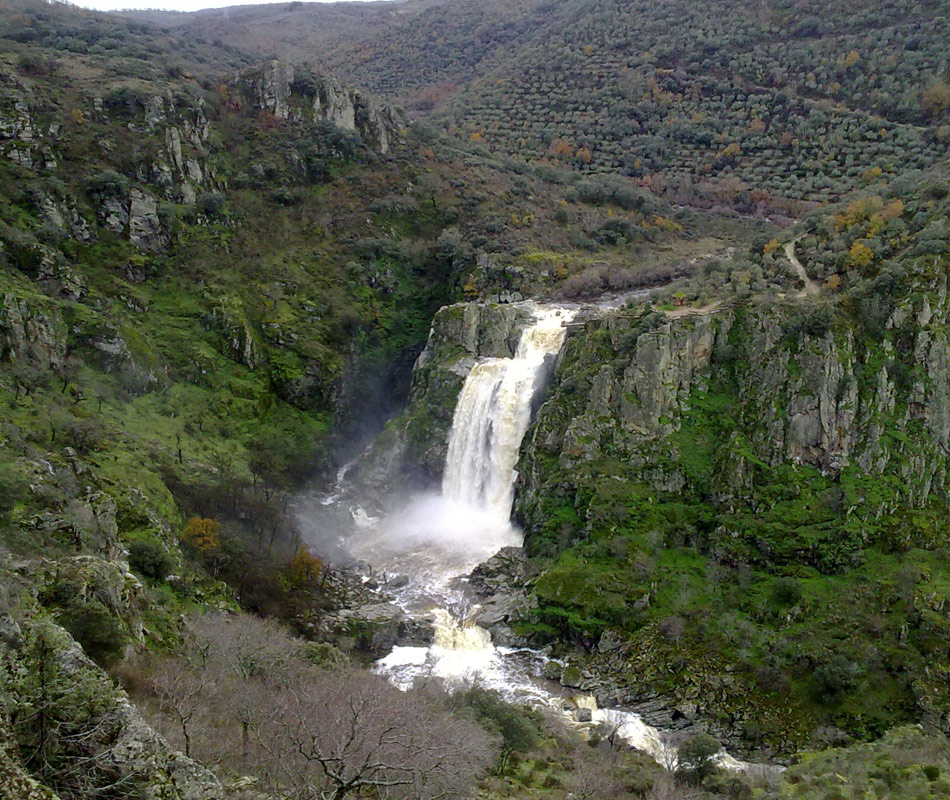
[128,540,174,582]
[57,598,129,668]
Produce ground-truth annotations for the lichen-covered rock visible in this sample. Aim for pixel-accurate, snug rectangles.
[0,75,36,169]
[207,298,262,368]
[330,602,434,655]
[232,60,405,154]
[0,708,60,800]
[518,284,950,548]
[0,293,67,369]
[128,188,166,252]
[0,610,223,800]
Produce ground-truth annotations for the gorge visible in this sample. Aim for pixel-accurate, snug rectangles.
[1,0,949,797]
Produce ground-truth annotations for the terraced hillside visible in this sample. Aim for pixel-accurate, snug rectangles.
[312,0,950,206]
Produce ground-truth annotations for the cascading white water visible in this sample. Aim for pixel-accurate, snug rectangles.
[339,302,752,771]
[344,305,573,597]
[442,307,571,519]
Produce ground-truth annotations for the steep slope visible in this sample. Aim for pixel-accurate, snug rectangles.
[507,171,950,755]
[212,0,949,207]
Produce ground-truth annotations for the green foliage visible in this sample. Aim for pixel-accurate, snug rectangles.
[0,462,28,517]
[765,726,950,800]
[0,618,125,797]
[86,169,129,198]
[318,0,949,206]
[128,540,174,582]
[676,733,721,785]
[56,598,130,668]
[450,686,540,770]
[297,641,349,670]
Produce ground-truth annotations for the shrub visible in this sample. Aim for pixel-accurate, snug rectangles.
[676,733,721,785]
[57,598,129,668]
[196,192,227,219]
[87,170,129,198]
[128,540,173,582]
[0,462,28,518]
[770,577,802,607]
[298,641,348,670]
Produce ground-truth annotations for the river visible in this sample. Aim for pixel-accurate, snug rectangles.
[330,301,745,770]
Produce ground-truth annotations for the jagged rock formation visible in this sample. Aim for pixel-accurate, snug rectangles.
[518,283,950,540]
[351,301,533,500]
[232,60,405,154]
[0,599,222,800]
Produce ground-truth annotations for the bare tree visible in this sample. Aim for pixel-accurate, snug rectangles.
[564,749,637,800]
[258,667,497,800]
[143,657,209,759]
[132,613,496,800]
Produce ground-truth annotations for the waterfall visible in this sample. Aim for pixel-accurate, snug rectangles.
[442,307,573,520]
[336,301,752,773]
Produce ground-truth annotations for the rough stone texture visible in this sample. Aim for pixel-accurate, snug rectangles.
[519,287,950,531]
[330,602,434,655]
[128,188,166,252]
[0,293,67,369]
[233,60,405,154]
[0,75,36,169]
[0,607,223,800]
[468,547,535,644]
[0,709,60,800]
[207,298,262,368]
[351,302,534,501]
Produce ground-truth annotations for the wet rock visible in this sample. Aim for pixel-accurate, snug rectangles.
[470,546,528,593]
[333,602,434,655]
[542,660,562,681]
[353,302,536,492]
[560,664,584,688]
[576,708,593,723]
[385,574,409,590]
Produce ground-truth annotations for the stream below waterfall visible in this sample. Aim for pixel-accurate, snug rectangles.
[320,301,747,772]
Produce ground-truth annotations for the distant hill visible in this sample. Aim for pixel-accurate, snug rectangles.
[133,0,950,207]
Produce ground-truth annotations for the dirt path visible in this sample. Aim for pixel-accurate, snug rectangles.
[784,239,820,296]
[664,300,724,318]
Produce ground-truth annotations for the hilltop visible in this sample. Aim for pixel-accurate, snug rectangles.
[135,0,950,210]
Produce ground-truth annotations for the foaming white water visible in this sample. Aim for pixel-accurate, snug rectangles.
[443,307,572,519]
[346,493,521,602]
[340,302,753,772]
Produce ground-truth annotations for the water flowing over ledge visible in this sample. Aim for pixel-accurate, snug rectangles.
[336,301,753,771]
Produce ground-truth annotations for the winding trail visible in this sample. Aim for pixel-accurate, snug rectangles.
[784,239,820,297]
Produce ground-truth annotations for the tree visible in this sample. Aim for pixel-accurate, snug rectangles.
[922,81,950,119]
[675,733,721,785]
[287,545,324,588]
[144,658,210,758]
[848,240,874,268]
[448,686,538,773]
[264,670,496,800]
[134,613,495,800]
[180,517,220,552]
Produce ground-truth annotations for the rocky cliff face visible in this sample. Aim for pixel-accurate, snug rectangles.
[518,281,950,557]
[0,599,222,800]
[371,284,950,754]
[351,301,533,503]
[232,60,405,154]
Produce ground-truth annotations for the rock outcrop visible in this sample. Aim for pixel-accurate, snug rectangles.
[232,60,405,154]
[0,608,222,800]
[518,285,950,547]
[351,302,534,501]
